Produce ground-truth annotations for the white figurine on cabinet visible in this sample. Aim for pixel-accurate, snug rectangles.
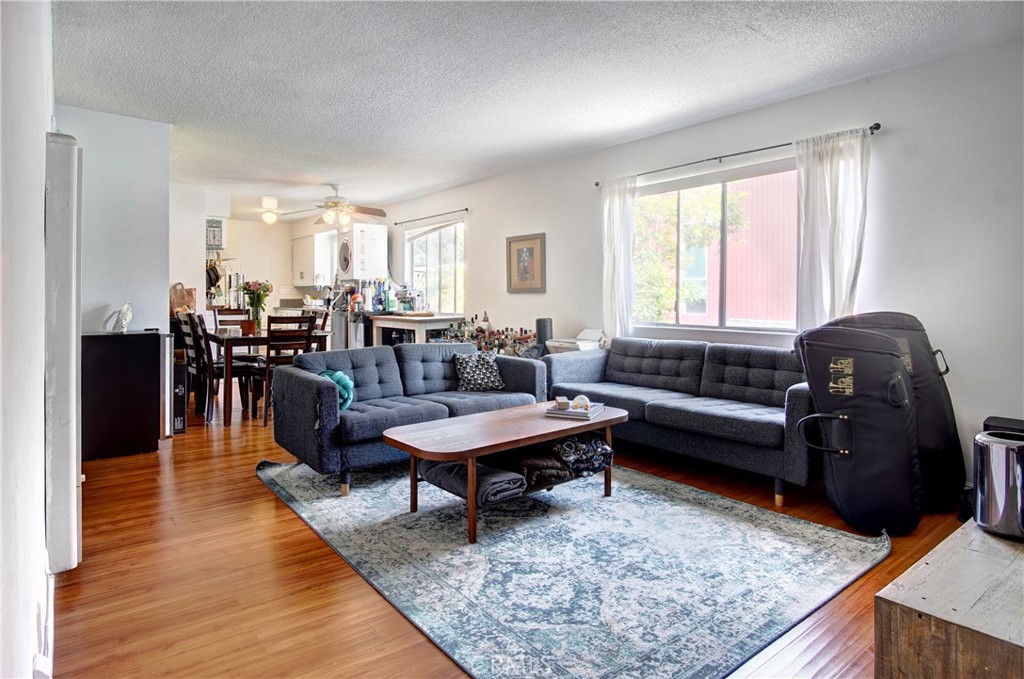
[112,301,133,333]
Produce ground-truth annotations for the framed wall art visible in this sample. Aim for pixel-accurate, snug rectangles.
[205,217,225,250]
[506,232,546,294]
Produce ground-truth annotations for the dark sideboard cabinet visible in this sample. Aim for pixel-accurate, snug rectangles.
[82,331,163,460]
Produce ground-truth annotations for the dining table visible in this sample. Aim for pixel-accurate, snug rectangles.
[208,328,330,426]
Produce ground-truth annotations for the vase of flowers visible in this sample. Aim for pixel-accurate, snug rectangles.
[238,279,273,332]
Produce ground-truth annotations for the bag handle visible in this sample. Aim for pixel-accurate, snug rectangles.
[933,348,950,376]
[797,413,853,457]
[887,373,909,408]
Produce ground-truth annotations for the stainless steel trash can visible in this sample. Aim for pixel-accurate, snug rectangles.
[974,430,1024,540]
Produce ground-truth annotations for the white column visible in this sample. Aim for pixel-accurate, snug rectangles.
[1,2,55,678]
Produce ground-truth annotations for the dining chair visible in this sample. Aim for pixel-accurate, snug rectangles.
[212,307,262,363]
[312,309,330,333]
[213,307,250,325]
[260,315,316,426]
[176,311,206,414]
[191,312,261,424]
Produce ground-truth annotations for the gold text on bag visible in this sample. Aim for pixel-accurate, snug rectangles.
[828,357,854,396]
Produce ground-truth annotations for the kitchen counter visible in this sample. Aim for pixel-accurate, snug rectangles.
[273,305,330,313]
[370,313,464,345]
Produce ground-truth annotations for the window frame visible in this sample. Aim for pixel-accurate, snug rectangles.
[633,158,798,332]
[405,220,465,314]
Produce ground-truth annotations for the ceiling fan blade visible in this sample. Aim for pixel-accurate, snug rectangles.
[313,215,325,225]
[350,204,387,218]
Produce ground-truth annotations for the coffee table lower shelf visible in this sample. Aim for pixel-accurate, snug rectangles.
[383,402,628,543]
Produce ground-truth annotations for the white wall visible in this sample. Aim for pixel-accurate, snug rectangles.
[169,183,207,313]
[55,105,170,333]
[1,3,54,676]
[225,218,295,311]
[387,39,1024,466]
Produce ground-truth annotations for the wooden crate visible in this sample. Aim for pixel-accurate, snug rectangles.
[875,520,1023,678]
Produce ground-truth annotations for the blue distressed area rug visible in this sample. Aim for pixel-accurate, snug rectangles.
[257,461,889,679]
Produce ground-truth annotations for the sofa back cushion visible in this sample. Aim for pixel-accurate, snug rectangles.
[394,342,477,395]
[605,337,708,394]
[699,343,804,407]
[293,346,403,401]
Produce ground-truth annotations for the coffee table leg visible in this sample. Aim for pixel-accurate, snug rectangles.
[409,456,418,513]
[604,426,613,497]
[466,460,477,544]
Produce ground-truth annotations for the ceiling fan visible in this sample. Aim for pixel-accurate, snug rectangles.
[274,184,387,225]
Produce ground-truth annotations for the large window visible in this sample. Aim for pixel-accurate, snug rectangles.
[407,221,465,314]
[632,160,798,331]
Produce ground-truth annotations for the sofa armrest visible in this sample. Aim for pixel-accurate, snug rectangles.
[782,381,817,486]
[541,350,609,398]
[495,355,546,403]
[272,365,341,474]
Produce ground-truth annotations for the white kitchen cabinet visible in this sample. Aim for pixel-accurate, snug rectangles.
[293,231,339,287]
[292,235,315,286]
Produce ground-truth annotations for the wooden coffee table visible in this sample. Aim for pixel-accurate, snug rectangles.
[383,401,628,543]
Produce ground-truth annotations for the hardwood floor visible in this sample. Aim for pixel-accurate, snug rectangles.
[54,391,962,678]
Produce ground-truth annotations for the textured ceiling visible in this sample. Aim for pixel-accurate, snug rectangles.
[52,1,1023,220]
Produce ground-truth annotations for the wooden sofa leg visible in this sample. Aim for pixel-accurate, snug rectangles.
[340,482,350,496]
[774,478,785,507]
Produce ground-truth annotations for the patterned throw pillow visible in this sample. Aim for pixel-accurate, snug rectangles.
[455,351,505,392]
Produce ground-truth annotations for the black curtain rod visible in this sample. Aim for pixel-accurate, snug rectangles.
[393,207,469,227]
[595,122,881,186]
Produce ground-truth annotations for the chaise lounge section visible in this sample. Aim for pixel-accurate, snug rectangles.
[272,342,546,495]
[543,337,816,505]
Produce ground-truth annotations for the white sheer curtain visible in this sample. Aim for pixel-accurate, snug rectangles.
[601,176,637,338]
[795,128,872,330]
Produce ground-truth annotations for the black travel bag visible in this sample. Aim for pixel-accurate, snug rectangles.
[824,312,964,512]
[795,326,922,535]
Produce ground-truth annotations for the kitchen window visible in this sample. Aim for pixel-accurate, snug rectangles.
[407,221,465,314]
[632,159,798,331]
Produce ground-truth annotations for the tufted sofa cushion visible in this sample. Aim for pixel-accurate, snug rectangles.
[604,338,708,393]
[293,346,403,402]
[551,382,692,421]
[646,397,785,448]
[412,391,536,417]
[699,344,804,408]
[393,342,477,395]
[336,396,449,443]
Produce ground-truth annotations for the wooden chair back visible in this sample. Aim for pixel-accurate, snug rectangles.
[213,307,250,329]
[261,315,315,426]
[264,315,315,366]
[177,311,202,376]
[191,312,216,379]
[312,309,330,332]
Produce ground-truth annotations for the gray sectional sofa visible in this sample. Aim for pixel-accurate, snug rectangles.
[543,337,816,505]
[272,343,546,494]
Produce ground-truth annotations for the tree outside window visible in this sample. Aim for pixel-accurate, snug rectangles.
[408,221,465,314]
[633,166,797,331]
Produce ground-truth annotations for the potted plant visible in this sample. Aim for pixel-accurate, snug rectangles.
[238,279,273,332]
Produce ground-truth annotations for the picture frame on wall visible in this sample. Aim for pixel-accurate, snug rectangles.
[506,232,546,294]
[206,218,225,250]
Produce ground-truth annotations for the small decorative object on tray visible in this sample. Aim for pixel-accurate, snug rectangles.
[546,396,605,420]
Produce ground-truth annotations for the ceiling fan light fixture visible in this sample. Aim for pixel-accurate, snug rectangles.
[322,210,336,225]
[338,212,353,226]
[262,210,278,224]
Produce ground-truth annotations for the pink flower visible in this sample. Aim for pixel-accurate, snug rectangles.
[248,281,261,291]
